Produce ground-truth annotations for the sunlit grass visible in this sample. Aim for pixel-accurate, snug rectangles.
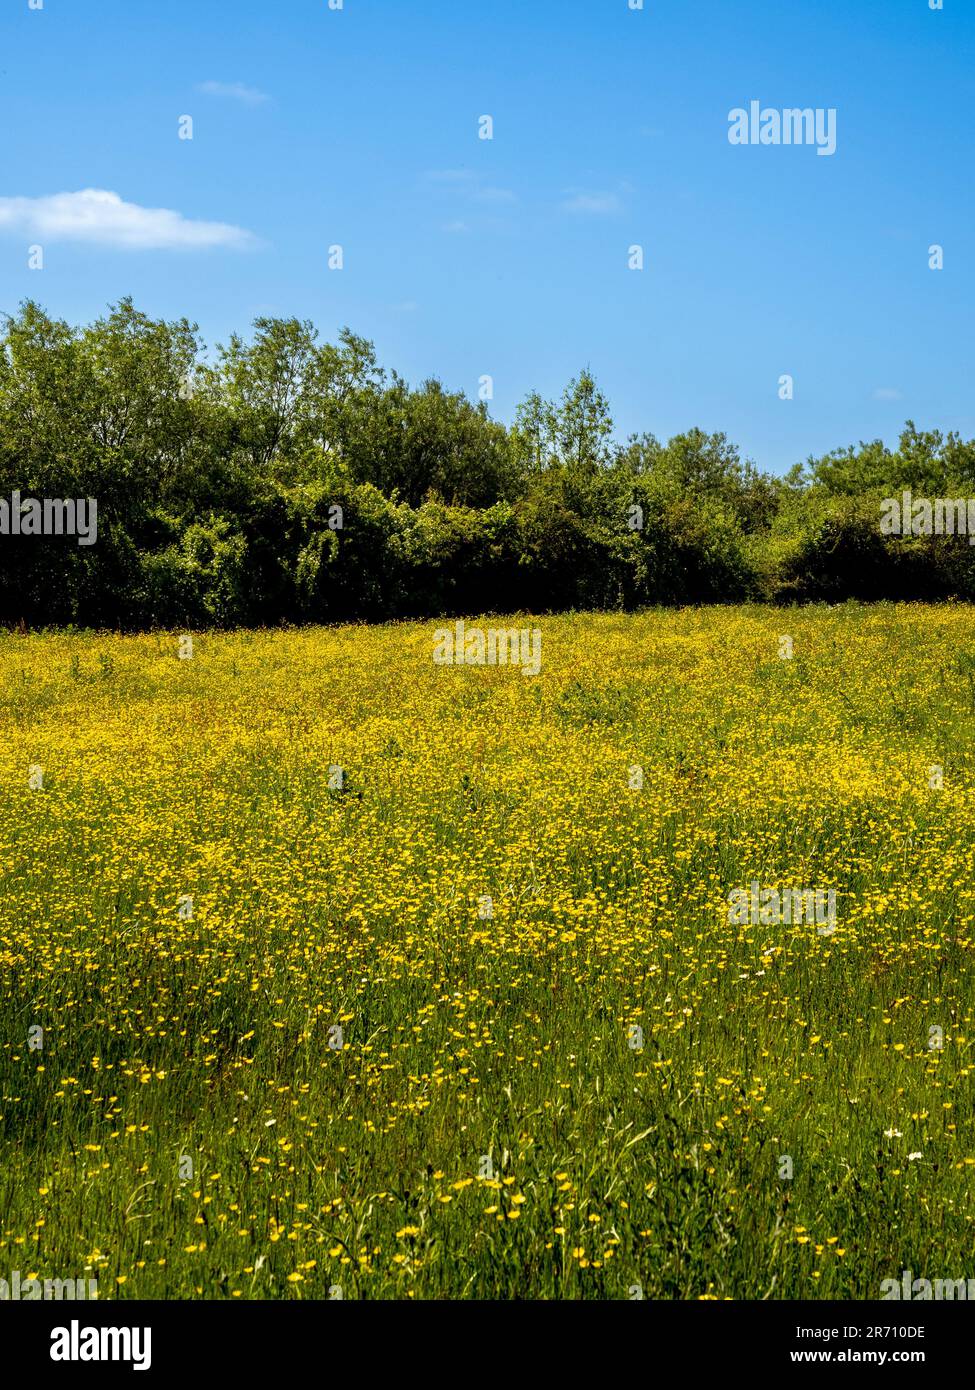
[1,603,974,1299]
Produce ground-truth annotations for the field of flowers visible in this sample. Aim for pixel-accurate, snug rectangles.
[2,604,974,1300]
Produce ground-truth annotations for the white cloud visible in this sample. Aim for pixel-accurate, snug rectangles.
[473,186,517,205]
[196,80,268,106]
[0,190,257,250]
[873,387,903,401]
[425,170,516,209]
[560,190,624,215]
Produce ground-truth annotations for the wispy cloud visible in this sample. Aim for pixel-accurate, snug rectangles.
[196,80,269,106]
[424,169,517,210]
[472,186,517,206]
[0,190,258,250]
[560,189,624,215]
[873,387,903,401]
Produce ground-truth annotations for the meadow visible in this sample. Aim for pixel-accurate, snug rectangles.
[1,603,974,1300]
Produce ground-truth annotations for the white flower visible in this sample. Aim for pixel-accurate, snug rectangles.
[907,1152,923,1161]
[884,1128,903,1138]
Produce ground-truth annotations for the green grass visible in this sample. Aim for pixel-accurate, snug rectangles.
[1,603,974,1299]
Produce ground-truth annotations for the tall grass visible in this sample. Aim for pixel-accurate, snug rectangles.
[1,604,973,1299]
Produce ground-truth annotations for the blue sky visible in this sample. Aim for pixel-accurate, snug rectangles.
[0,0,971,473]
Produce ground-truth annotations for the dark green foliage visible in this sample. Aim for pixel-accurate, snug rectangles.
[1,299,973,629]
